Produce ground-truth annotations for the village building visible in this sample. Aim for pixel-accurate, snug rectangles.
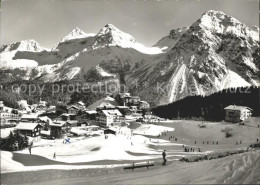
[97,109,122,128]
[104,127,117,135]
[59,113,77,121]
[0,112,20,124]
[15,122,42,137]
[129,96,141,106]
[224,105,252,123]
[74,101,86,110]
[49,121,72,138]
[116,93,131,106]
[67,105,80,115]
[20,114,39,122]
[17,100,31,113]
[116,106,131,116]
[138,101,150,110]
[38,116,52,130]
[88,96,119,110]
[39,98,47,107]
[46,105,56,113]
[79,110,97,122]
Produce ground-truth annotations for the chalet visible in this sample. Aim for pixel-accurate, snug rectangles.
[59,113,77,121]
[97,109,122,128]
[87,96,119,110]
[84,125,99,131]
[138,101,150,110]
[46,105,56,113]
[116,106,131,115]
[17,100,32,113]
[129,96,141,106]
[49,121,72,138]
[20,114,39,122]
[142,110,153,118]
[38,116,52,130]
[0,112,20,124]
[39,99,47,107]
[74,101,86,110]
[224,105,252,123]
[104,127,117,135]
[15,122,42,137]
[81,110,97,120]
[116,93,131,106]
[67,105,80,115]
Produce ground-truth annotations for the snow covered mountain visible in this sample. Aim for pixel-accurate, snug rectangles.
[127,10,260,105]
[0,10,259,105]
[0,24,163,82]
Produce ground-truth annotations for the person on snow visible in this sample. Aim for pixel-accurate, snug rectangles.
[162,150,167,165]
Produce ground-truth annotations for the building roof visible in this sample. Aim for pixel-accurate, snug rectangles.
[104,127,117,132]
[67,105,80,110]
[21,114,39,119]
[50,121,71,127]
[101,109,122,117]
[77,101,85,106]
[116,106,129,109]
[70,128,88,135]
[15,123,42,130]
[85,110,97,114]
[87,97,119,110]
[38,116,53,124]
[60,113,75,117]
[224,105,252,111]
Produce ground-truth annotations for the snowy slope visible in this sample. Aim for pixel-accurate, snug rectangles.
[153,27,189,51]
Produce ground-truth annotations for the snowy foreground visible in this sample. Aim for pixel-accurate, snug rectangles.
[1,120,260,184]
[1,150,260,184]
[1,124,174,172]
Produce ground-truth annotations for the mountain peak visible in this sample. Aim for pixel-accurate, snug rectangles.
[1,39,44,52]
[202,10,226,18]
[97,24,123,35]
[97,24,136,45]
[192,10,259,42]
[61,27,92,42]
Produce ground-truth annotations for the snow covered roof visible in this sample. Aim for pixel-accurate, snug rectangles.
[224,105,252,111]
[50,121,71,127]
[85,110,97,114]
[38,116,53,123]
[70,128,88,135]
[67,105,80,110]
[15,123,42,130]
[21,114,39,119]
[101,109,122,117]
[77,101,85,106]
[60,113,75,117]
[87,97,119,110]
[116,106,129,109]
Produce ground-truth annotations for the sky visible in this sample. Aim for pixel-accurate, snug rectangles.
[0,0,259,49]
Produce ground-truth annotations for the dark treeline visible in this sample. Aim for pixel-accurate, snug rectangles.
[152,86,260,121]
[0,79,114,109]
